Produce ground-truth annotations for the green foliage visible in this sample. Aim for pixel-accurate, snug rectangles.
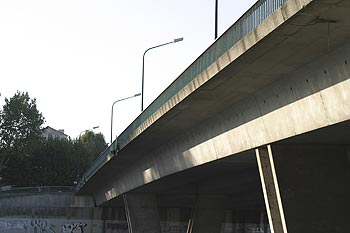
[31,137,77,186]
[77,131,107,180]
[0,91,107,187]
[0,91,45,174]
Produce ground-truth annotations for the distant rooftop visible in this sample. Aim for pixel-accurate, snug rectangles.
[42,126,68,140]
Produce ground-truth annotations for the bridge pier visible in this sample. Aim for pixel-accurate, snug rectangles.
[256,145,287,233]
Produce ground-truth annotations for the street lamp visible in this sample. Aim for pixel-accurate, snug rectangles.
[111,93,141,144]
[79,126,99,138]
[215,0,218,39]
[76,126,99,183]
[141,37,184,111]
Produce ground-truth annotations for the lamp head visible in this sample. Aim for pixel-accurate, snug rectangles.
[174,37,184,43]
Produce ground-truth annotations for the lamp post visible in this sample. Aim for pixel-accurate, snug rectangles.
[76,126,99,183]
[79,126,99,138]
[141,37,184,111]
[215,0,218,39]
[111,93,141,144]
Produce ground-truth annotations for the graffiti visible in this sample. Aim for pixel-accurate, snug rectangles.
[62,222,87,233]
[0,221,25,230]
[251,227,265,232]
[0,219,92,233]
[30,219,55,233]
[0,207,67,217]
[160,222,188,233]
[105,222,128,232]
[220,223,270,233]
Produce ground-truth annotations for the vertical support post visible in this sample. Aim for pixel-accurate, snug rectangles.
[186,195,198,233]
[255,145,288,233]
[123,194,133,233]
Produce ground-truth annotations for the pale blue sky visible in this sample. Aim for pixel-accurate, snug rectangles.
[0,0,256,143]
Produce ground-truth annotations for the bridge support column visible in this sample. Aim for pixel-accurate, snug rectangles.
[123,193,161,233]
[255,145,287,233]
[187,195,226,233]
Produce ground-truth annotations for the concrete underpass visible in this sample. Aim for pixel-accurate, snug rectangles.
[100,121,350,233]
[2,0,349,232]
[74,0,350,232]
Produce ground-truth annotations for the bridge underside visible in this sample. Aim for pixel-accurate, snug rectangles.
[77,0,350,232]
[86,0,350,204]
[100,121,350,233]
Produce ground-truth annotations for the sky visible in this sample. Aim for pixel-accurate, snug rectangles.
[0,0,256,144]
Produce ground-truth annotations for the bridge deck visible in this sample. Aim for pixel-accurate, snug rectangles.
[76,0,350,199]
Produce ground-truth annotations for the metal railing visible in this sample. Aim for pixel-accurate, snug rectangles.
[77,0,288,191]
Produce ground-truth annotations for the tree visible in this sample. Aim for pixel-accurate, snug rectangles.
[0,91,45,175]
[29,137,76,186]
[0,92,108,187]
[80,131,107,159]
[76,131,107,180]
[13,130,107,186]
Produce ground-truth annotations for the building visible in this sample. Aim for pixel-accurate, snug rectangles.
[42,126,68,140]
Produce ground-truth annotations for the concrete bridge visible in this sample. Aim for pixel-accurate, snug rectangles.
[76,0,350,232]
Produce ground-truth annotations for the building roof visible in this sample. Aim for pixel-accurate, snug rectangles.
[42,126,68,139]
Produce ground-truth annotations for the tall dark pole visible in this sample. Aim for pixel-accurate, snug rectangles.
[215,0,218,39]
[141,37,184,112]
[110,104,115,144]
[141,51,147,112]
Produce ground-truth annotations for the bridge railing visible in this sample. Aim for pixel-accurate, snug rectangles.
[77,0,287,191]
